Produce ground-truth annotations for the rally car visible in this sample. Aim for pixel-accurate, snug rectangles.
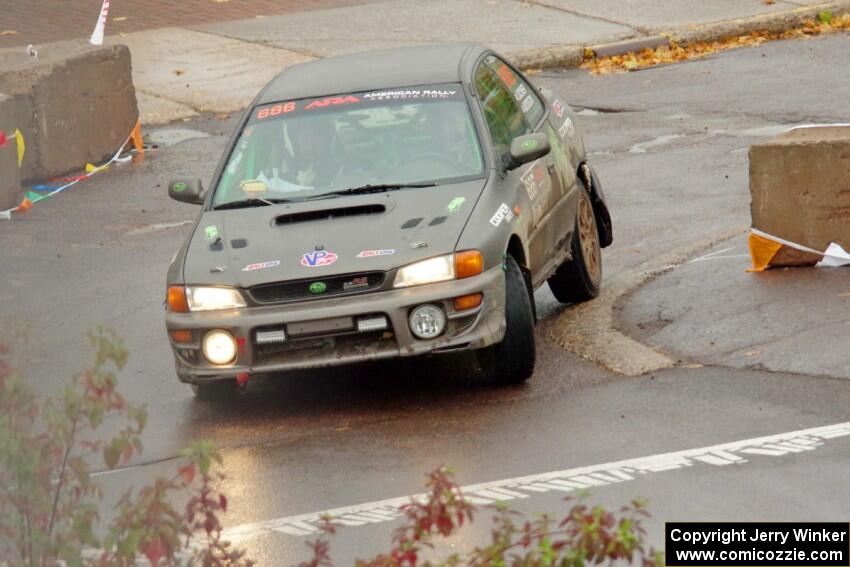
[165,43,613,399]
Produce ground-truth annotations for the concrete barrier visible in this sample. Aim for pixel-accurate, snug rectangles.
[0,40,138,183]
[0,93,21,210]
[750,126,850,251]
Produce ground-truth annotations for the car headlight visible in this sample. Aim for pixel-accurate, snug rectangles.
[393,255,455,288]
[186,286,246,311]
[393,251,484,288]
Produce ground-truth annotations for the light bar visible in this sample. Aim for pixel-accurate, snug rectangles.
[256,329,286,345]
[357,316,388,333]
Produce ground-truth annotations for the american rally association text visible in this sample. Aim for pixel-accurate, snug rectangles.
[670,528,848,546]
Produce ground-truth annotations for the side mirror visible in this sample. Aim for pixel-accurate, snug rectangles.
[169,179,205,205]
[506,133,551,171]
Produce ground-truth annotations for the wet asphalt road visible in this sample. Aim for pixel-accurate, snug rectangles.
[1,33,849,563]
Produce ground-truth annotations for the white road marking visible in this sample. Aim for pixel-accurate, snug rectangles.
[688,247,751,263]
[221,421,850,543]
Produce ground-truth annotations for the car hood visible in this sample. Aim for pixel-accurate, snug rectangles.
[182,179,486,287]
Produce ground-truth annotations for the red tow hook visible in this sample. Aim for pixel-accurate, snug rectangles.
[236,372,251,389]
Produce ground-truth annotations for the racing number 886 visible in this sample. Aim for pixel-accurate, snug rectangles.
[256,102,295,120]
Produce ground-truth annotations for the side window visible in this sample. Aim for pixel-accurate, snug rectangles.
[483,56,545,128]
[474,63,529,161]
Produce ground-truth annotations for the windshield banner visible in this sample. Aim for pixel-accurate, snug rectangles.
[249,84,465,124]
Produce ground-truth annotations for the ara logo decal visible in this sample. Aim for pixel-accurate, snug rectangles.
[242,260,280,272]
[301,250,338,267]
[356,249,395,258]
[308,281,327,294]
[304,96,359,110]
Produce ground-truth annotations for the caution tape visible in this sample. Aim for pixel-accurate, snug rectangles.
[0,120,143,221]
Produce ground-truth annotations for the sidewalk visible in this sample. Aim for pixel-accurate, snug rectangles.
[7,0,841,124]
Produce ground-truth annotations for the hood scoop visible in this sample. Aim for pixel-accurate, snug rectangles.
[274,204,386,226]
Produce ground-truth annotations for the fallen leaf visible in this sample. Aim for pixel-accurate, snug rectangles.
[113,16,128,21]
[173,69,185,76]
[838,292,850,298]
[762,0,775,5]
[582,13,850,74]
[0,30,18,36]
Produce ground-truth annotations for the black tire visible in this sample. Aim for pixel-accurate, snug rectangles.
[547,182,602,304]
[477,255,536,384]
[191,379,238,401]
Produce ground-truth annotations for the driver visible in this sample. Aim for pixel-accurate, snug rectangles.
[257,114,347,193]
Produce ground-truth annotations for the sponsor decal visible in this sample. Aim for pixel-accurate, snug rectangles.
[520,139,538,151]
[172,181,187,192]
[204,225,218,240]
[496,63,517,88]
[489,203,514,227]
[552,99,565,118]
[521,95,534,113]
[343,276,370,291]
[559,117,575,139]
[309,281,327,294]
[301,250,338,267]
[356,249,395,258]
[447,196,466,213]
[242,260,280,272]
[362,89,458,100]
[514,83,528,102]
[520,161,540,200]
[304,95,360,110]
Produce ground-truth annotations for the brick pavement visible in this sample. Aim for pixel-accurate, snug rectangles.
[0,0,380,49]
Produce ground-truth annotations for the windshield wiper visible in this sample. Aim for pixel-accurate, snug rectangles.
[213,197,292,210]
[306,182,437,200]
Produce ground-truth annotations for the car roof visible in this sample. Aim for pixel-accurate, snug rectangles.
[257,43,488,104]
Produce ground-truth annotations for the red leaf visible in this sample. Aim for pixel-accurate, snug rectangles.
[143,538,166,566]
[219,493,228,512]
[178,464,196,485]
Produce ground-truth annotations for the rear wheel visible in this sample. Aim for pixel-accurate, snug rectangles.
[191,378,238,401]
[547,182,602,303]
[477,255,536,384]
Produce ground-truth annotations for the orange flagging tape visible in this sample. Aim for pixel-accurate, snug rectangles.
[747,231,783,272]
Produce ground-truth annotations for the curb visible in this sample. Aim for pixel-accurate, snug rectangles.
[545,228,747,377]
[509,0,850,70]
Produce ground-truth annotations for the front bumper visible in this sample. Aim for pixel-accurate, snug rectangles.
[165,265,506,383]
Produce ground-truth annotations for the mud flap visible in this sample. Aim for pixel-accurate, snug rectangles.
[581,163,613,248]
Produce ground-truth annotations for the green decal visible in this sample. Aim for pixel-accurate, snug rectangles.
[309,281,327,294]
[447,197,466,213]
[521,139,538,151]
[204,225,219,240]
[173,181,187,192]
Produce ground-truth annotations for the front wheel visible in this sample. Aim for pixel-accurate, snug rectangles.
[547,182,602,304]
[191,378,238,401]
[477,255,536,384]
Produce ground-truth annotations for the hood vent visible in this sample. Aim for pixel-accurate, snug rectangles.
[275,204,386,226]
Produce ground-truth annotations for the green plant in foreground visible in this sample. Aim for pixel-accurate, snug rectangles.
[0,329,660,566]
[0,329,250,566]
[300,467,662,567]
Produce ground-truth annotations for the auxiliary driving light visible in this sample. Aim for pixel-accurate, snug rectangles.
[408,304,446,340]
[202,329,237,365]
[357,316,389,333]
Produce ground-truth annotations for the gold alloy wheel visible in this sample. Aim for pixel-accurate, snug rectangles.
[578,193,601,283]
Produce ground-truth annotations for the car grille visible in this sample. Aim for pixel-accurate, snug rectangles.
[248,272,385,304]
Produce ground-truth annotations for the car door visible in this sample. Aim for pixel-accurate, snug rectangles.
[473,55,562,281]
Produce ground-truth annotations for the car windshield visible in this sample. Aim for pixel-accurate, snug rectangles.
[213,83,485,206]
